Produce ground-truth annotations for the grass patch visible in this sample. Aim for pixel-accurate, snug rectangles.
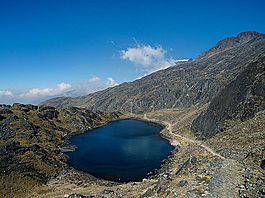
[193,187,205,196]
[200,176,210,184]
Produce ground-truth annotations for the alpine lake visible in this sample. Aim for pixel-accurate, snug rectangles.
[66,119,174,182]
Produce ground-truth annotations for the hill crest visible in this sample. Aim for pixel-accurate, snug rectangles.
[41,31,265,114]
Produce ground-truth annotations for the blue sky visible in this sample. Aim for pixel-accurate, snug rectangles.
[0,0,264,104]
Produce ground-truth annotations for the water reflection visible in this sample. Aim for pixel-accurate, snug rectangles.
[66,120,174,182]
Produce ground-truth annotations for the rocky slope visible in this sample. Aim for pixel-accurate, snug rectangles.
[2,31,265,198]
[35,108,264,198]
[197,31,263,60]
[191,53,265,139]
[206,110,265,197]
[41,31,265,113]
[0,103,121,198]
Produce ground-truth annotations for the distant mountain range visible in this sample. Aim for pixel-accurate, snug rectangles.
[41,31,265,115]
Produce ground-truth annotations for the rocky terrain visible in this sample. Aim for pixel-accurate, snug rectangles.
[206,110,265,198]
[29,108,264,198]
[192,53,265,139]
[1,31,264,198]
[0,104,121,198]
[41,31,265,114]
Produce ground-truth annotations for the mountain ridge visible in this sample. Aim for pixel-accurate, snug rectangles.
[41,31,265,114]
[197,31,265,59]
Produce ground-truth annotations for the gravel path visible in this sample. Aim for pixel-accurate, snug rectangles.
[170,121,225,159]
[207,159,243,197]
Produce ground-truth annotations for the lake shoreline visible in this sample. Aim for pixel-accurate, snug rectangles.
[61,114,177,184]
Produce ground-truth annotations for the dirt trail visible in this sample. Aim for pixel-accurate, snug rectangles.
[145,115,225,160]
[142,114,246,197]
[170,121,225,159]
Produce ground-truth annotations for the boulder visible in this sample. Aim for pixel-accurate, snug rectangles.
[176,157,197,176]
[141,188,153,197]
[261,159,265,169]
[12,103,25,109]
[43,109,59,120]
[25,104,38,110]
[67,106,78,113]
[65,194,88,198]
[8,116,19,122]
[155,177,167,193]
[178,179,188,187]
[38,105,55,112]
[0,108,13,114]
[0,115,6,121]
[0,123,14,140]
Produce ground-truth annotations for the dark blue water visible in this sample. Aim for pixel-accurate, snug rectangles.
[66,119,174,182]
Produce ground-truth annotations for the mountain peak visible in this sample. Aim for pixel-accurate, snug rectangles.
[197,31,265,60]
[40,31,265,113]
[236,31,263,40]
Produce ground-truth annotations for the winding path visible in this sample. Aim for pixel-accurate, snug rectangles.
[167,121,225,159]
[144,115,225,160]
[143,115,246,198]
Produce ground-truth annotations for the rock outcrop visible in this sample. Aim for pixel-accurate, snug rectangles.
[191,53,265,139]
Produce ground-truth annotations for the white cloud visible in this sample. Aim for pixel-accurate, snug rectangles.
[0,90,13,97]
[57,82,71,90]
[106,77,118,87]
[67,76,119,96]
[121,44,177,73]
[88,76,100,82]
[176,59,189,62]
[70,79,105,96]
[20,82,72,98]
[1,77,119,105]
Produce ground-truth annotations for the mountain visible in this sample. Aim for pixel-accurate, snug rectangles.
[4,31,265,198]
[197,31,263,59]
[41,31,265,114]
[191,53,265,139]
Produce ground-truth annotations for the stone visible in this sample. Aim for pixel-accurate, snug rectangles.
[25,104,38,110]
[12,103,25,109]
[67,106,78,113]
[191,156,197,164]
[67,194,88,198]
[142,188,153,197]
[6,141,20,151]
[260,159,265,169]
[43,109,59,119]
[176,158,191,176]
[101,189,114,194]
[195,176,202,180]
[178,179,188,187]
[8,116,19,122]
[38,105,55,112]
[0,123,14,140]
[28,144,41,152]
[0,115,6,121]
[0,108,13,114]
[156,177,167,193]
